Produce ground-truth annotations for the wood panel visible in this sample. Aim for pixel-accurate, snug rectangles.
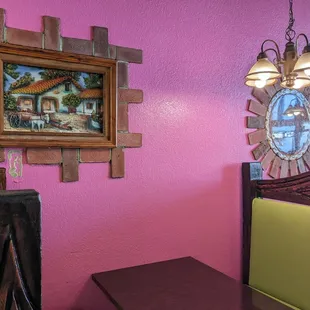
[0,167,5,189]
[248,129,267,145]
[79,149,110,163]
[43,16,61,51]
[116,46,143,64]
[261,149,275,171]
[62,149,79,182]
[252,142,270,160]
[6,28,42,48]
[27,148,62,164]
[297,158,307,174]
[251,88,270,106]
[0,9,4,43]
[269,156,281,179]
[93,26,109,58]
[280,159,289,178]
[246,116,265,129]
[111,148,124,178]
[0,190,41,309]
[290,160,298,176]
[0,148,4,162]
[263,85,277,98]
[247,100,267,116]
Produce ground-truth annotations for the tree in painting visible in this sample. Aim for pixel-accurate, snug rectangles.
[62,93,81,113]
[4,64,20,79]
[83,73,102,89]
[39,69,81,81]
[3,63,20,84]
[4,93,17,110]
[10,73,35,91]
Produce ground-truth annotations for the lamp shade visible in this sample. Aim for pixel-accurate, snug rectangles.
[245,78,277,87]
[245,58,281,81]
[293,51,310,75]
[281,71,310,89]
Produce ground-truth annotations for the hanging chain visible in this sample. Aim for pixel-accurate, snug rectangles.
[285,0,296,42]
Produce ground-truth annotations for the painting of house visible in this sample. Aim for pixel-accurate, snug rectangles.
[11,76,83,113]
[3,63,105,134]
[79,88,103,115]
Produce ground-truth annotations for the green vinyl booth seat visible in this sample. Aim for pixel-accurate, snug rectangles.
[249,198,310,310]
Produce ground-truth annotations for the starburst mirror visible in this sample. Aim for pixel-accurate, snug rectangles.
[247,84,310,178]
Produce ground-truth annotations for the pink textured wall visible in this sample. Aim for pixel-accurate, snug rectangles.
[1,0,310,309]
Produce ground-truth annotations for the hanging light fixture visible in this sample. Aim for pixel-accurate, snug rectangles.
[245,0,310,89]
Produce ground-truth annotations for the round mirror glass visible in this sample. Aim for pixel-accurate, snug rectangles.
[266,89,310,160]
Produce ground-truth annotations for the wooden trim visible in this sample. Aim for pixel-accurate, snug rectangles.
[111,148,124,178]
[247,100,267,116]
[280,159,289,178]
[263,85,277,98]
[62,149,79,182]
[269,156,281,179]
[251,88,270,106]
[0,167,6,189]
[242,162,262,285]
[248,129,267,145]
[261,149,275,171]
[0,44,116,66]
[43,16,61,51]
[93,27,109,58]
[118,88,143,103]
[6,27,42,49]
[0,9,5,43]
[0,147,4,162]
[252,141,270,160]
[62,37,93,56]
[290,160,299,176]
[246,116,265,129]
[0,58,3,135]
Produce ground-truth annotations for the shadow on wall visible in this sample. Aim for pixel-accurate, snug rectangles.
[71,278,115,310]
[64,164,241,310]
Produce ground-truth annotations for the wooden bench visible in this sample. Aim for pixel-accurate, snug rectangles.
[242,162,310,310]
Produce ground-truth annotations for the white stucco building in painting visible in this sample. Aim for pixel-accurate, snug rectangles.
[79,88,103,115]
[11,77,84,113]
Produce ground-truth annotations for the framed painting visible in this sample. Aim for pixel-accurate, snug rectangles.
[0,44,116,148]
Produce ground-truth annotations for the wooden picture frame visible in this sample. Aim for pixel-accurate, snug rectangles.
[0,44,117,148]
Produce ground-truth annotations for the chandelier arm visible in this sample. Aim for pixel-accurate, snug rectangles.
[296,33,310,53]
[296,33,309,46]
[261,40,282,62]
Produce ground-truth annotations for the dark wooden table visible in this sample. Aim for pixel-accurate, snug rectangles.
[92,257,290,310]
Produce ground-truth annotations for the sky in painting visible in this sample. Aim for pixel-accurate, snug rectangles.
[4,64,89,91]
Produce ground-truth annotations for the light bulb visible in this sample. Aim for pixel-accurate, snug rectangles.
[257,73,271,81]
[293,79,303,89]
[293,111,300,116]
[305,69,310,77]
[255,79,266,88]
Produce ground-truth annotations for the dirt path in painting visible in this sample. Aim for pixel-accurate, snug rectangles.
[4,112,101,134]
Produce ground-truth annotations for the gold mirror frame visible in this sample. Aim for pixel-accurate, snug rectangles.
[246,83,310,178]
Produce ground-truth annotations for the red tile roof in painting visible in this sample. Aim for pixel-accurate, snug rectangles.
[79,88,103,99]
[11,77,83,95]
